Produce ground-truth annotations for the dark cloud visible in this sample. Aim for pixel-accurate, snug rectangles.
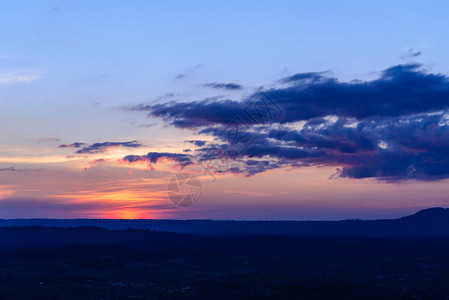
[59,142,85,148]
[279,70,330,83]
[60,141,143,154]
[186,140,207,147]
[125,64,449,182]
[123,152,193,168]
[133,64,449,128]
[203,82,243,90]
[167,111,449,180]
[76,141,143,154]
[219,112,449,181]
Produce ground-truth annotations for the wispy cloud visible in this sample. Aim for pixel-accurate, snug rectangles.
[0,69,42,85]
[175,64,203,80]
[400,48,422,59]
[203,82,243,90]
[60,141,144,154]
[123,152,193,168]
[59,142,86,149]
[0,166,44,172]
[137,122,157,128]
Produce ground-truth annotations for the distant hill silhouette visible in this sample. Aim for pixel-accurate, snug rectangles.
[0,207,449,237]
[400,207,449,222]
[1,209,449,299]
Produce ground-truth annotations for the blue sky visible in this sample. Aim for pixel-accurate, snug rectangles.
[2,0,449,142]
[1,1,449,219]
[2,1,449,88]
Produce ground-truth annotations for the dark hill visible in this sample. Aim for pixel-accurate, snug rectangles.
[0,207,448,237]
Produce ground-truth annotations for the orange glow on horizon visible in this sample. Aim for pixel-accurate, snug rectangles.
[102,209,156,219]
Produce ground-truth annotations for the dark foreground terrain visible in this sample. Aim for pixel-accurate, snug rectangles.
[0,208,449,299]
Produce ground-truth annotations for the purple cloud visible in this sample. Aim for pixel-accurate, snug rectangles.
[130,64,449,128]
[123,152,193,168]
[60,141,143,154]
[124,64,449,181]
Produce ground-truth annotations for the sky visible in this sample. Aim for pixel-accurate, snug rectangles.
[1,0,449,219]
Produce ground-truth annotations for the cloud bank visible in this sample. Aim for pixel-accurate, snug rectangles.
[126,64,449,182]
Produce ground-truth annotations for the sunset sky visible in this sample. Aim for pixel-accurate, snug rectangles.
[1,1,449,219]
